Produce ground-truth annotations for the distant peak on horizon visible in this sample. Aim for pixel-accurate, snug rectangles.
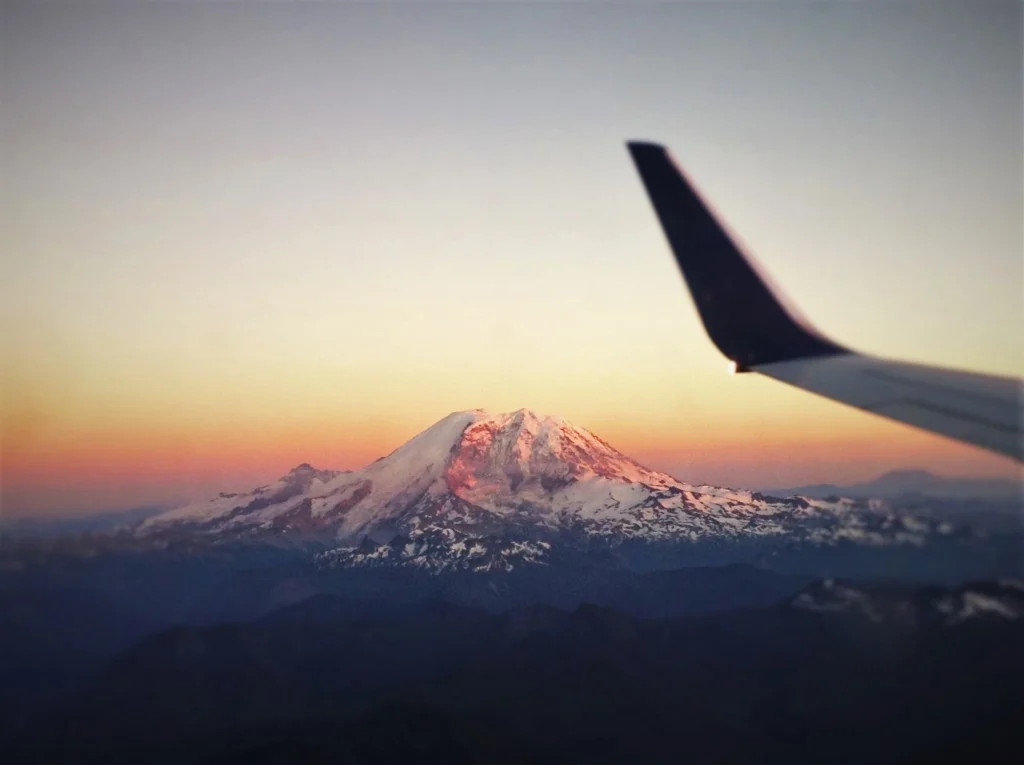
[872,468,940,483]
[768,467,1021,501]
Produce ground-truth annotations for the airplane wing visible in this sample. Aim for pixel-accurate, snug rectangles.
[626,141,1023,463]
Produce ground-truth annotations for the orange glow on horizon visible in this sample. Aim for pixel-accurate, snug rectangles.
[3,0,1021,518]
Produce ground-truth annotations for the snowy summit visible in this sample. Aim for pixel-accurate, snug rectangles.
[138,409,951,572]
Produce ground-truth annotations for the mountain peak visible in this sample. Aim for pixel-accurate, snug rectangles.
[445,409,671,505]
[139,409,953,575]
[280,463,343,484]
[140,408,678,539]
[370,408,646,493]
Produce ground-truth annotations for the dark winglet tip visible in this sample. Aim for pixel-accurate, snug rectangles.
[626,140,667,154]
[625,137,848,367]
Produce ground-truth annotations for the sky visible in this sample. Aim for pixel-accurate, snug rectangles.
[1,0,1021,518]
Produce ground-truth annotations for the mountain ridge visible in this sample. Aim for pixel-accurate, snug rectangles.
[131,409,977,574]
[14,577,1022,765]
[767,468,1021,501]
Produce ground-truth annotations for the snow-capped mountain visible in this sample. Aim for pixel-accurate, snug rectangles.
[139,409,956,573]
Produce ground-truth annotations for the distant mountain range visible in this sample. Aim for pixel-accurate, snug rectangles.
[4,410,1021,764]
[767,468,1021,501]
[9,464,1015,545]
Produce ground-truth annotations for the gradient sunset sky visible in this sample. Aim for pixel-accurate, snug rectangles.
[2,1,1021,518]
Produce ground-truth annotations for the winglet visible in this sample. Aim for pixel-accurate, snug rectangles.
[627,141,848,370]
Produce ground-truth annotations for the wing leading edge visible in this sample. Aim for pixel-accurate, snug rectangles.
[626,140,1023,462]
